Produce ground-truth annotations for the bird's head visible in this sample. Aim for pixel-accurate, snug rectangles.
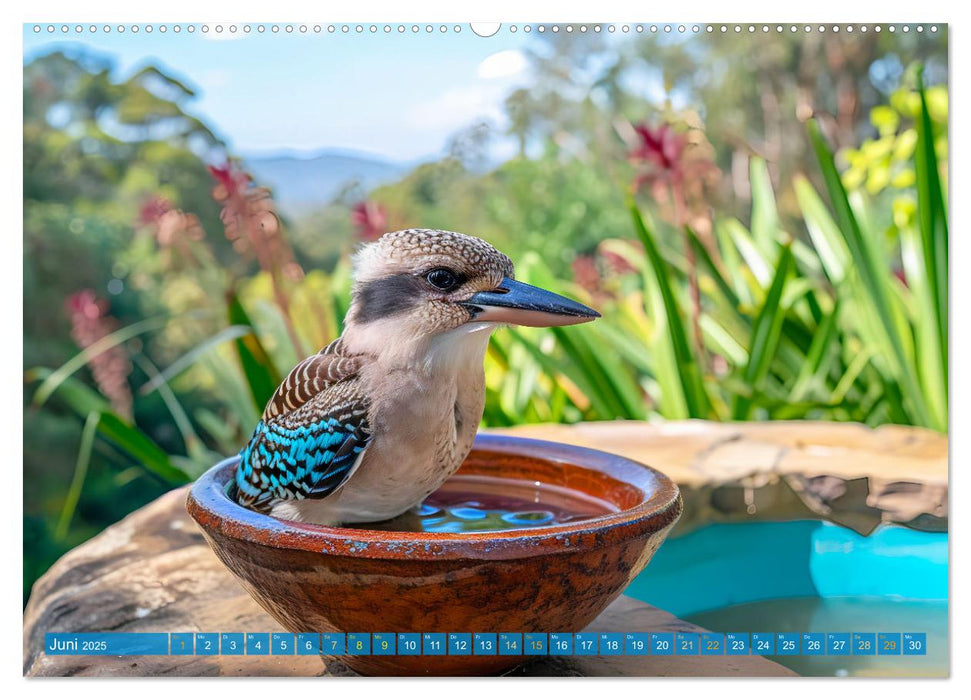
[343,229,599,359]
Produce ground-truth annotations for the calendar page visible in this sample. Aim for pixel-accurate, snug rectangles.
[21,15,949,684]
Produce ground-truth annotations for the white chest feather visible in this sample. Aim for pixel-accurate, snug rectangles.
[270,324,492,525]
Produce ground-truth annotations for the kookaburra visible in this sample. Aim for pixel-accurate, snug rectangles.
[234,229,599,525]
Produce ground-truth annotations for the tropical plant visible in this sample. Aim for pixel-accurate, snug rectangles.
[478,71,947,431]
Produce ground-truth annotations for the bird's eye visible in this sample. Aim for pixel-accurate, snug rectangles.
[425,268,459,291]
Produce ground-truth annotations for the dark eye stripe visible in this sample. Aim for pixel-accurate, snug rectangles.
[352,274,424,323]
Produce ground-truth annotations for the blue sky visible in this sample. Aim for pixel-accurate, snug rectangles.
[23,26,551,162]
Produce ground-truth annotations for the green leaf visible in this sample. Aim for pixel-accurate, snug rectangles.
[699,315,748,367]
[807,118,934,429]
[227,290,282,414]
[687,226,740,310]
[833,348,877,404]
[732,244,794,419]
[790,302,839,401]
[913,68,949,403]
[714,219,754,306]
[506,327,613,419]
[134,354,219,473]
[95,412,189,483]
[551,326,628,418]
[28,367,189,483]
[900,223,947,430]
[629,199,710,417]
[26,368,110,415]
[794,175,850,284]
[555,325,645,420]
[750,157,780,255]
[194,407,239,453]
[722,218,772,289]
[139,324,253,396]
[55,411,99,541]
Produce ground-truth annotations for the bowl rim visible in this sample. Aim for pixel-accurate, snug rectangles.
[186,433,682,561]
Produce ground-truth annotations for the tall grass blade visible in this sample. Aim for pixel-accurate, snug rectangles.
[95,413,190,483]
[750,157,781,254]
[227,290,282,413]
[30,367,190,483]
[54,411,99,540]
[32,316,169,408]
[914,68,949,406]
[139,325,253,396]
[732,244,794,419]
[807,118,934,428]
[629,199,710,417]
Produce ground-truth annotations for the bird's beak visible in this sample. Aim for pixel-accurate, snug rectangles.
[462,277,601,327]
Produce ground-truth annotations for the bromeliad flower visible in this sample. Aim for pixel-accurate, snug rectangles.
[629,121,717,201]
[630,123,687,180]
[629,120,718,366]
[208,161,280,251]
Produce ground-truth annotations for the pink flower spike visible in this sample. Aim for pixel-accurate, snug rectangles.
[137,195,172,227]
[208,162,251,201]
[351,201,388,242]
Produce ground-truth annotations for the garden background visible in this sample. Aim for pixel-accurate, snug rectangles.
[22,26,948,603]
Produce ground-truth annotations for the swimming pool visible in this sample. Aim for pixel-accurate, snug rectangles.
[625,520,948,676]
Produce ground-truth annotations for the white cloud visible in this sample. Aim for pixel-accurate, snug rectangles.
[477,49,527,80]
[404,83,509,132]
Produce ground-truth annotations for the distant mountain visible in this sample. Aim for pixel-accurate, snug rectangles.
[242,150,409,215]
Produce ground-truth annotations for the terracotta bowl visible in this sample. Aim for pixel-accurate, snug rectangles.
[186,434,682,676]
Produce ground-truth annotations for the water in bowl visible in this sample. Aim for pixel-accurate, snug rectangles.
[368,474,619,533]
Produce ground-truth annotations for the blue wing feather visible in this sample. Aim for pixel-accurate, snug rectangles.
[236,409,370,509]
[234,342,370,512]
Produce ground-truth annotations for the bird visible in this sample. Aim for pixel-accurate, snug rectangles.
[234,228,600,526]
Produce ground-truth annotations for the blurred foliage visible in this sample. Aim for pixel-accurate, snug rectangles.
[23,32,947,603]
[483,71,948,430]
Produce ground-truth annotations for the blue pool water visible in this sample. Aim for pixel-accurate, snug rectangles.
[625,520,948,676]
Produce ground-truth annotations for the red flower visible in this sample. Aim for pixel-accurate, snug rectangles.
[351,201,387,242]
[628,124,717,201]
[630,123,687,176]
[208,162,251,202]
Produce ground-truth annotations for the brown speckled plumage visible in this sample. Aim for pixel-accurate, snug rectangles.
[359,229,515,282]
[261,338,364,421]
